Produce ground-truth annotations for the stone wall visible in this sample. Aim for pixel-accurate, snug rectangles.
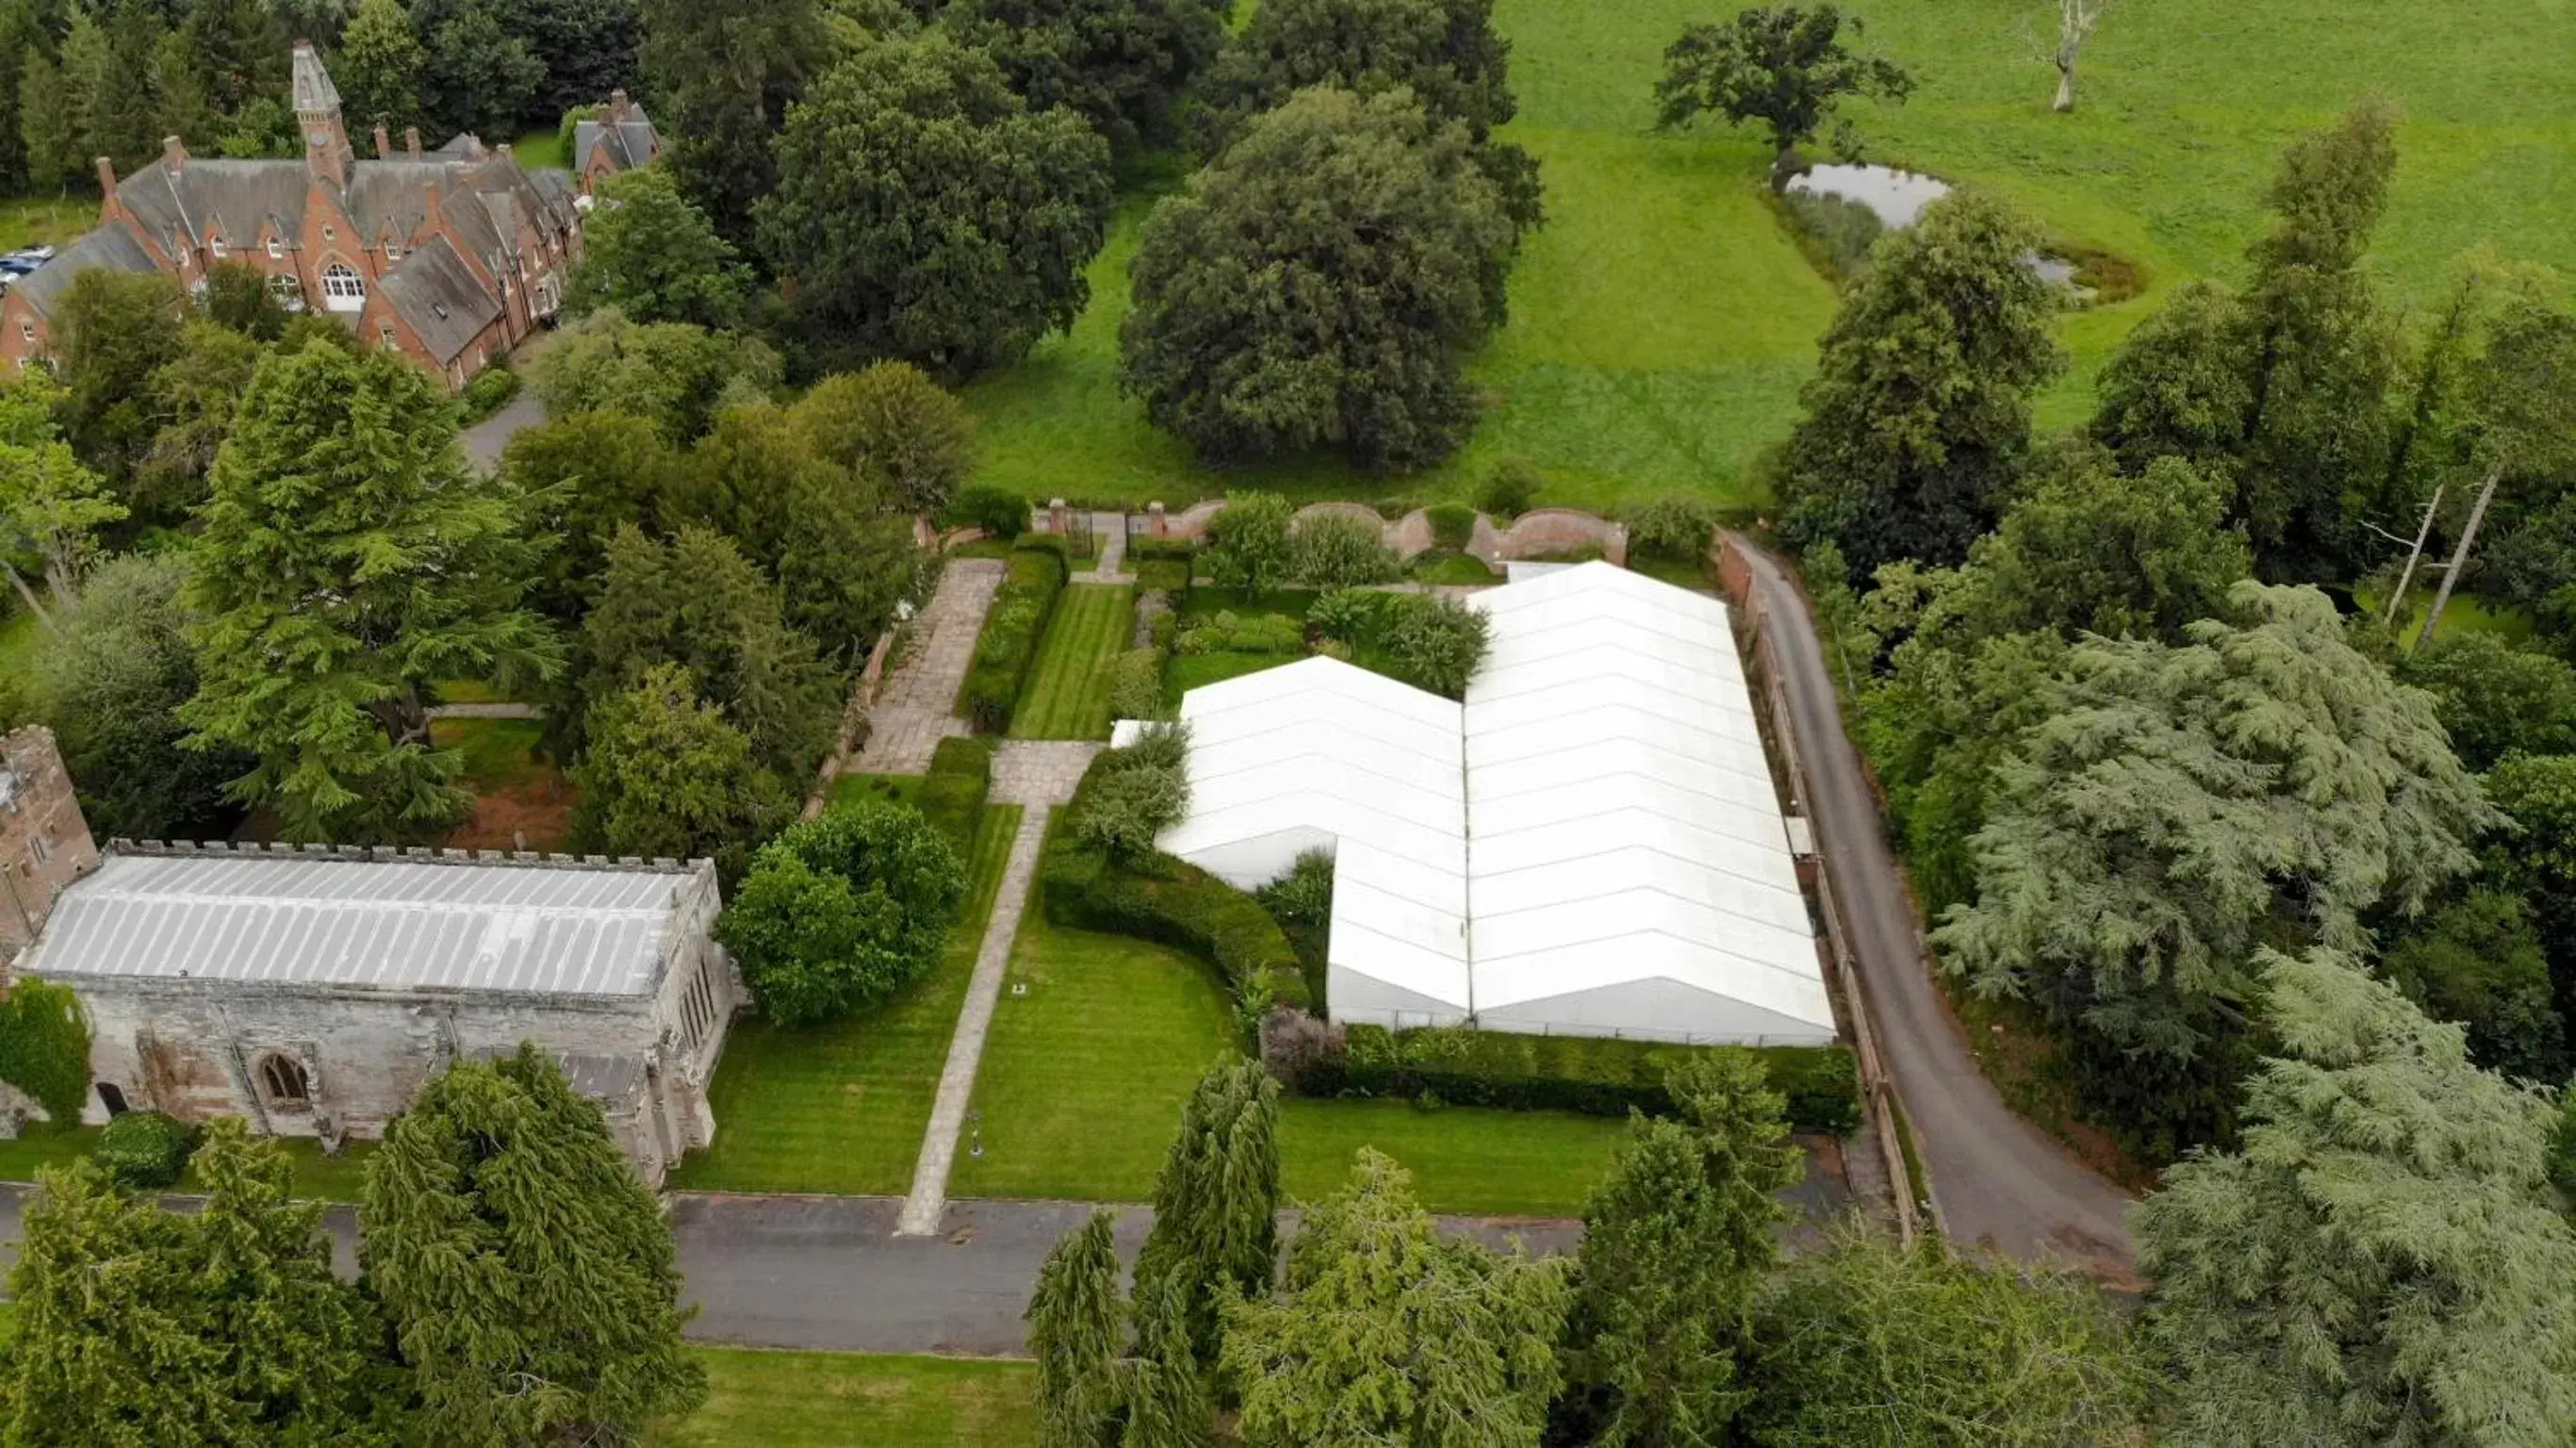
[1,726,101,972]
[1477,508,1630,567]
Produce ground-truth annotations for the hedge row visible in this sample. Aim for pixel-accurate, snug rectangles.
[918,736,993,852]
[1041,752,1310,1014]
[960,537,1070,733]
[1295,1024,1862,1136]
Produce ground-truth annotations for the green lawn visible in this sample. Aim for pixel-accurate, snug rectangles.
[1009,584,1136,740]
[0,605,44,702]
[829,772,927,812]
[2353,585,2536,650]
[954,0,2576,514]
[512,127,568,172]
[1413,551,1502,585]
[1164,650,1293,700]
[672,1349,1037,1447]
[668,805,1023,1196]
[0,1122,374,1201]
[429,716,553,792]
[0,194,98,254]
[951,905,1622,1217]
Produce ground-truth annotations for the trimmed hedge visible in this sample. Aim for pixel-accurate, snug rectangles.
[919,735,993,850]
[1042,752,1309,1015]
[1425,502,1477,551]
[1129,538,1195,563]
[959,538,1070,733]
[1297,1024,1862,1136]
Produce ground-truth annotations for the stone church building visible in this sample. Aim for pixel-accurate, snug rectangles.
[0,41,660,393]
[1,737,741,1183]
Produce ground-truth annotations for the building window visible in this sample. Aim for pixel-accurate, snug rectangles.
[209,236,227,259]
[257,1054,310,1109]
[380,324,397,350]
[267,238,283,259]
[320,261,365,311]
[386,243,402,261]
[321,225,336,241]
[97,1082,129,1116]
[17,321,31,344]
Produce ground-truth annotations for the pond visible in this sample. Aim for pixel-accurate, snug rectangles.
[1786,162,2089,293]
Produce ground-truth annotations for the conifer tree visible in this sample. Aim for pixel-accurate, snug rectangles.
[1557,1050,1803,1446]
[2135,949,2576,1445]
[0,1125,393,1444]
[17,44,74,191]
[1222,1149,1571,1447]
[1029,1209,1128,1448]
[1122,1271,1213,1448]
[360,1044,708,1445]
[1133,1056,1281,1371]
[179,341,559,842]
[570,660,791,877]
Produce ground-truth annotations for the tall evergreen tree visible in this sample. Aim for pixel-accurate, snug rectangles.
[360,1045,708,1445]
[1122,1271,1213,1448]
[40,553,251,839]
[418,0,543,140]
[1133,1057,1281,1370]
[1029,1209,1128,1448]
[179,341,560,842]
[63,3,156,172]
[151,29,218,149]
[500,409,686,625]
[569,660,791,877]
[2135,948,2576,1445]
[1556,1051,1803,1447]
[18,44,74,192]
[643,0,828,250]
[334,0,426,131]
[1221,1149,1571,1447]
[1775,189,2064,585]
[0,0,38,192]
[181,0,288,117]
[0,1125,395,1445]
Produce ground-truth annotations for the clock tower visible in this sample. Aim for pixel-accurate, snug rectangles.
[291,40,355,187]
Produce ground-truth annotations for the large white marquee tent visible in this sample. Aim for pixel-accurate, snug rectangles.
[1143,562,1834,1046]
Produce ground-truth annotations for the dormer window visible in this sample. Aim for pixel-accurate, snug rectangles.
[267,238,283,259]
[386,242,402,260]
[209,235,227,259]
[321,225,336,241]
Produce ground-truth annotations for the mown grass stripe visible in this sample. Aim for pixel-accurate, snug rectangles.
[1009,584,1134,740]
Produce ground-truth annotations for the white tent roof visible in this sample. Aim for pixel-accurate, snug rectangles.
[1144,565,1833,1045]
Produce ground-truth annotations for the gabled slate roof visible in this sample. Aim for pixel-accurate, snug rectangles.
[380,236,503,364]
[11,227,157,320]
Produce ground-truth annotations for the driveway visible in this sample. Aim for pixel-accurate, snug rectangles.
[1728,535,2138,1279]
[459,390,546,473]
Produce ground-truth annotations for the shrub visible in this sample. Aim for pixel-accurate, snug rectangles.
[1478,458,1542,518]
[1107,647,1167,720]
[94,1110,200,1189]
[459,365,521,424]
[918,735,994,851]
[1424,502,1477,552]
[1078,761,1190,858]
[1256,848,1335,930]
[1289,513,1403,587]
[1206,490,1294,592]
[0,979,90,1124]
[959,539,1070,732]
[1043,749,1308,1014]
[1307,587,1381,644]
[1292,1026,1860,1135]
[944,484,1029,540]
[1627,495,1721,562]
[1129,538,1196,563]
[1174,610,1304,655]
[715,800,969,1025]
[1258,1006,1346,1087]
[1379,593,1490,699]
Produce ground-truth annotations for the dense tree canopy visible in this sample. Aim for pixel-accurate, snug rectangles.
[362,1045,706,1445]
[1197,0,1510,146]
[758,32,1115,377]
[500,409,686,625]
[570,660,792,878]
[2382,889,2567,1084]
[1,1126,392,1445]
[1122,87,1519,467]
[1222,1149,1571,1447]
[531,306,782,443]
[567,166,752,329]
[2136,949,2576,1445]
[1962,450,2251,643]
[335,0,426,131]
[1775,189,2064,584]
[953,0,1227,154]
[2397,631,2576,771]
[644,0,829,250]
[786,361,976,516]
[1654,4,1911,186]
[179,341,558,842]
[49,269,187,489]
[0,371,123,606]
[39,553,249,840]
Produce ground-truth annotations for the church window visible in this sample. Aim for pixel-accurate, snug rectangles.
[258,1053,310,1108]
[320,261,365,311]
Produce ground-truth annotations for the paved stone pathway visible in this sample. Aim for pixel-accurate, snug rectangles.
[853,559,1004,775]
[895,740,1101,1236]
[422,701,546,720]
[1069,511,1130,584]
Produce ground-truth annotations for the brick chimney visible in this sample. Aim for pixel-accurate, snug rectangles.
[404,126,420,157]
[161,135,185,175]
[497,142,513,163]
[93,155,116,193]
[608,87,630,122]
[373,123,390,158]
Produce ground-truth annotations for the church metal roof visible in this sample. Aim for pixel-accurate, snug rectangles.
[18,851,705,998]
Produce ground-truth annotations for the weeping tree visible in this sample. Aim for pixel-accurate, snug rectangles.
[2135,948,2576,1444]
[1028,1209,1128,1448]
[1133,1057,1282,1370]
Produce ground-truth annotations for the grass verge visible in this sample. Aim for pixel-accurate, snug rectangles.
[0,1123,374,1201]
[1009,584,1136,740]
[668,804,1023,1196]
[671,1348,1036,1447]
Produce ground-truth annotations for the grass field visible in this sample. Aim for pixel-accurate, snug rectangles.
[0,605,44,697]
[0,1123,376,1200]
[668,805,1022,1196]
[956,0,2576,514]
[829,772,927,812]
[949,906,1624,1216]
[0,194,98,254]
[512,127,568,172]
[672,1349,1037,1447]
[1009,584,1136,739]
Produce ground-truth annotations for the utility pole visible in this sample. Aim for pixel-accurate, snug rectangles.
[2417,465,2502,652]
[2382,481,2444,630]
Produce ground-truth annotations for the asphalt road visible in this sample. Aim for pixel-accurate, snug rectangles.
[1730,535,2138,1278]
